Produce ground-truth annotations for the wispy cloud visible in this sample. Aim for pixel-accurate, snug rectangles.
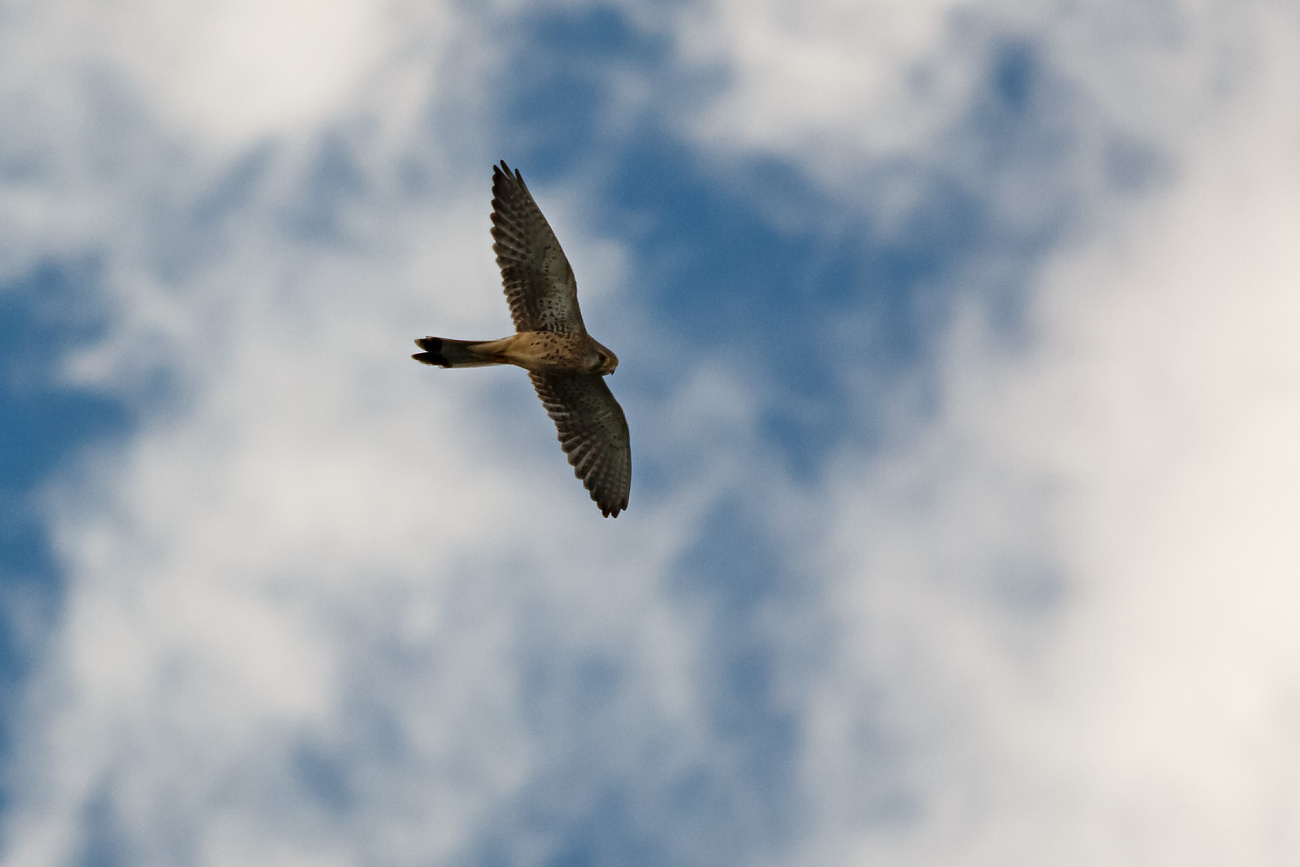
[2,1,1299,865]
[721,3,1300,863]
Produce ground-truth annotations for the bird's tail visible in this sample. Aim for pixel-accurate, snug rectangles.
[412,337,503,368]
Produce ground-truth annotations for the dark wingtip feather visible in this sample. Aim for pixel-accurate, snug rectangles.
[493,160,526,189]
[595,488,628,518]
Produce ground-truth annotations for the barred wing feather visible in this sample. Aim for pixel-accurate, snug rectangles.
[529,371,630,517]
[490,161,586,334]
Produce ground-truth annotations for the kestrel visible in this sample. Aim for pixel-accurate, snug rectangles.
[413,161,631,518]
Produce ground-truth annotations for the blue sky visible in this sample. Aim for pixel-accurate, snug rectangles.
[2,1,1300,865]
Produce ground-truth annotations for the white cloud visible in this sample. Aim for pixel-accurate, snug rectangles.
[782,4,1300,864]
[12,0,411,153]
[0,2,709,865]
[4,0,1300,865]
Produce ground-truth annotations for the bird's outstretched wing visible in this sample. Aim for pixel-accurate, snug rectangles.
[491,161,585,334]
[529,371,631,517]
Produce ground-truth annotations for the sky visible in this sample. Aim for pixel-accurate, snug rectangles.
[1,0,1299,865]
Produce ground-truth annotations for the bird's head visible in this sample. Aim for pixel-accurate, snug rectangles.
[588,340,619,376]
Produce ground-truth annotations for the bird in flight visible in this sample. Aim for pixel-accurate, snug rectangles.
[413,161,631,518]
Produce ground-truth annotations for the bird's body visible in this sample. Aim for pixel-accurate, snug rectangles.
[415,331,617,375]
[413,161,631,518]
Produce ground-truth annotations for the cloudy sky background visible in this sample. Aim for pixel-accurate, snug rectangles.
[1,0,1299,864]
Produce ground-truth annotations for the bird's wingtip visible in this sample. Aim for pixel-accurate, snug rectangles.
[599,498,628,518]
[494,160,524,185]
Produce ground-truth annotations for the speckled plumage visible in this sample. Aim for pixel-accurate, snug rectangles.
[412,161,631,518]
